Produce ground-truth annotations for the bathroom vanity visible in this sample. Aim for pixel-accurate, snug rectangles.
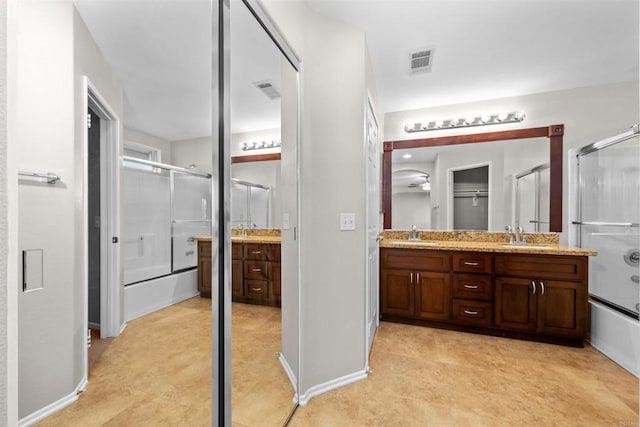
[197,230,282,307]
[380,231,596,347]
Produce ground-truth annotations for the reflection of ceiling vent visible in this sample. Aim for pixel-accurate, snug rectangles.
[253,79,280,100]
[410,48,434,73]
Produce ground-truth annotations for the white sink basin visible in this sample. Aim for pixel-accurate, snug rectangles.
[501,244,554,250]
[392,241,438,246]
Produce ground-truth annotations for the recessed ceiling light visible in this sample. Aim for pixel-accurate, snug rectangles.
[402,153,412,159]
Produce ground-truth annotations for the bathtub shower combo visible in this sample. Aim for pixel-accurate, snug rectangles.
[122,156,211,319]
[575,124,640,376]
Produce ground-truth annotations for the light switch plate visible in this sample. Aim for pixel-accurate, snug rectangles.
[340,213,356,231]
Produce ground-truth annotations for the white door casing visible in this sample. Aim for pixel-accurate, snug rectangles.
[365,96,380,359]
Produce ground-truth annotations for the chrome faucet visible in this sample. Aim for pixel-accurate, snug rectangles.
[409,225,420,241]
[237,224,246,237]
[515,226,526,244]
[505,225,514,243]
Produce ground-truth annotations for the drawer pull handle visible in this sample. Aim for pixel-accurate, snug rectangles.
[464,310,478,316]
[251,251,262,255]
[463,284,479,289]
[463,261,479,266]
[251,287,262,292]
[251,268,262,272]
[531,280,536,294]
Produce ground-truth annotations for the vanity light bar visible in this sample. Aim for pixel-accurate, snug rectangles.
[241,139,282,151]
[404,112,525,133]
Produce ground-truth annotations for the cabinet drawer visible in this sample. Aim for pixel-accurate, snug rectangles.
[245,280,268,299]
[268,244,281,261]
[244,244,268,260]
[452,299,493,327]
[453,253,492,274]
[232,243,243,260]
[381,249,451,273]
[452,274,493,300]
[244,261,268,280]
[495,255,585,281]
[198,241,211,257]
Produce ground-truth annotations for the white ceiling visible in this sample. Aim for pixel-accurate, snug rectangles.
[75,0,282,141]
[75,0,638,141]
[306,0,639,113]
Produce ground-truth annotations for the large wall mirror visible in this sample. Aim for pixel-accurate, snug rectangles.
[383,125,564,232]
[229,1,300,425]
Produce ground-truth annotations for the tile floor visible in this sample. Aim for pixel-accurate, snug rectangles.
[39,297,639,426]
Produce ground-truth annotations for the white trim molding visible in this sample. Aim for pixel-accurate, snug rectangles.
[278,352,298,399]
[18,378,86,427]
[298,370,368,406]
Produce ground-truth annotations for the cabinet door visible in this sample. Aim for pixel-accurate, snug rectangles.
[269,261,281,301]
[380,269,414,317]
[537,280,585,338]
[198,255,212,295]
[232,259,243,298]
[414,271,451,321]
[495,277,536,331]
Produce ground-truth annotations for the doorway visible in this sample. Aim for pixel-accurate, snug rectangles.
[449,164,490,230]
[85,81,121,355]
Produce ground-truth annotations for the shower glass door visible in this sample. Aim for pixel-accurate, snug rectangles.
[578,132,640,318]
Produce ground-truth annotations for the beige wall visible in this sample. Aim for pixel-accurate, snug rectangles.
[261,0,380,400]
[8,1,123,421]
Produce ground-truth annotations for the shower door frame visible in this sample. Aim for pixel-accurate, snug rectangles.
[573,124,640,319]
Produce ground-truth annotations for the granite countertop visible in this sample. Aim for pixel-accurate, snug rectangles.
[380,230,597,256]
[197,228,281,244]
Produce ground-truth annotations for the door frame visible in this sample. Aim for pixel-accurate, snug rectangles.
[364,92,380,364]
[82,78,122,353]
[446,161,492,230]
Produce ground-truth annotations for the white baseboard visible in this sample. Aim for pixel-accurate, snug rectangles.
[124,270,198,322]
[298,369,368,406]
[278,352,297,398]
[18,375,87,427]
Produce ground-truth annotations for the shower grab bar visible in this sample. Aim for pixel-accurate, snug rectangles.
[122,156,211,178]
[18,170,60,184]
[572,221,639,228]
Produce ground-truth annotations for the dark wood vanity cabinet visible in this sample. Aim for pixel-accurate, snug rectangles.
[495,255,587,339]
[198,240,281,307]
[197,240,212,296]
[380,248,589,346]
[380,249,451,321]
[235,242,281,307]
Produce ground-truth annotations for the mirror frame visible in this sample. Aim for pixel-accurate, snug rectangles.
[382,124,564,232]
[231,153,281,163]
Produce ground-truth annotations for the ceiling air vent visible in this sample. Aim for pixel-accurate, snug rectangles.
[410,48,434,74]
[253,79,280,100]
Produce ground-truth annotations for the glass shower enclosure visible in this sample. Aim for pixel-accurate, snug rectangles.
[122,157,212,285]
[575,126,639,319]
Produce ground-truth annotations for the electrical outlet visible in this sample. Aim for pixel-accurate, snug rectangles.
[340,213,356,231]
